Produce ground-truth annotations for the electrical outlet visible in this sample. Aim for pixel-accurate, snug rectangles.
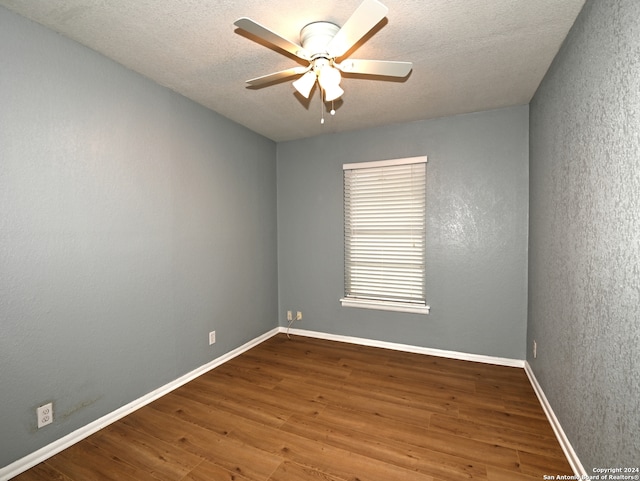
[37,402,53,428]
[209,331,216,345]
[296,311,302,321]
[287,310,292,321]
[533,340,537,359]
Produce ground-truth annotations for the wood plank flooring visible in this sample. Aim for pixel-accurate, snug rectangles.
[13,334,573,481]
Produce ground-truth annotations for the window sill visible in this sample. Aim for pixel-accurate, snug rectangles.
[340,298,430,315]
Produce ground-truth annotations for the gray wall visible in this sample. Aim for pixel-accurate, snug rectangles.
[0,7,277,468]
[277,106,529,359]
[528,0,640,471]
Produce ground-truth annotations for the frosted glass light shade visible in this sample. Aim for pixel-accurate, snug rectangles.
[323,84,344,102]
[318,65,343,101]
[292,71,316,98]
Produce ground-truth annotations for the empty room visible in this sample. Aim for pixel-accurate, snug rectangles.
[1,0,638,480]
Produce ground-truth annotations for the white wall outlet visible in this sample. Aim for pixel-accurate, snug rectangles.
[533,340,537,359]
[37,402,53,428]
[287,310,292,321]
[296,311,302,321]
[209,331,216,345]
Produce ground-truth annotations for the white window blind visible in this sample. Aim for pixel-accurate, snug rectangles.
[341,156,429,314]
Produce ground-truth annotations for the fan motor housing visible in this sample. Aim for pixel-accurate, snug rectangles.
[300,21,340,57]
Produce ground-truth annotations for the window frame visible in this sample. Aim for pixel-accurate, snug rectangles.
[340,156,430,315]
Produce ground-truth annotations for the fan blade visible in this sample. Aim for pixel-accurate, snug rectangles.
[246,66,310,86]
[336,59,412,77]
[326,0,388,59]
[234,17,310,60]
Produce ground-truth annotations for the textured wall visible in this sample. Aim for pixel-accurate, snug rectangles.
[528,0,640,471]
[0,7,277,468]
[277,106,529,359]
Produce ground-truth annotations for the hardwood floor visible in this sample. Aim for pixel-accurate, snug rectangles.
[13,334,573,481]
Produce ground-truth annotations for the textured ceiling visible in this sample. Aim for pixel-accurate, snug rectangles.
[1,0,585,142]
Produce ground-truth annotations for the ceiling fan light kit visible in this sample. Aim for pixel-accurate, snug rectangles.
[234,0,412,122]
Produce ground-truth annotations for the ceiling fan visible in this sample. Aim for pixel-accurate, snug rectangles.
[234,0,412,106]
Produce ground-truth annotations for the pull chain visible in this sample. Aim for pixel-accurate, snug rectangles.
[320,90,337,124]
[320,94,337,124]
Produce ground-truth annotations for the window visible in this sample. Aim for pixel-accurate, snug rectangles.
[341,156,429,314]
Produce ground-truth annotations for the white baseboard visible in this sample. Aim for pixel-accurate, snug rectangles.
[281,327,526,368]
[3,327,582,480]
[524,362,586,477]
[0,328,280,481]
